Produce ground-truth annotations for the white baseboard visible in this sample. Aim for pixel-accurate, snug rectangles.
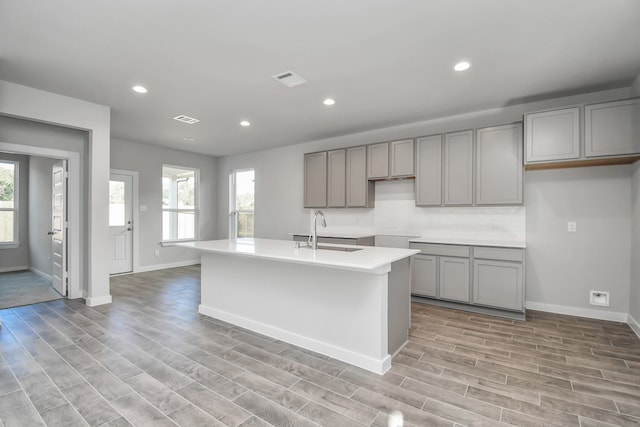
[29,267,52,280]
[525,301,628,323]
[135,259,200,273]
[0,265,29,273]
[86,295,112,307]
[628,314,640,339]
[199,304,392,375]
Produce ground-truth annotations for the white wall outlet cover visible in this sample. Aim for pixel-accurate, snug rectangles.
[589,290,610,307]
[154,249,160,257]
[140,205,147,212]
[567,221,577,232]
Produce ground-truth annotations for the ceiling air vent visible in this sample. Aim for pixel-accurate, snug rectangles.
[272,71,307,87]
[173,115,200,124]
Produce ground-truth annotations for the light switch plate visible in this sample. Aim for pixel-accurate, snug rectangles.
[567,221,577,232]
[140,205,147,212]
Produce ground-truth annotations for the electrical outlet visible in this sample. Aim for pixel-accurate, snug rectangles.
[154,249,160,257]
[567,221,577,232]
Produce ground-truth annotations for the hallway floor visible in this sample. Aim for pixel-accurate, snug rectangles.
[0,270,63,310]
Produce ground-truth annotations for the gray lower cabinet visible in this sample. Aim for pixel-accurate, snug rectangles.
[327,149,346,207]
[472,246,525,311]
[304,151,327,208]
[415,135,442,206]
[438,256,470,303]
[443,130,473,205]
[346,146,374,207]
[367,142,389,179]
[525,107,580,163]
[411,242,525,314]
[585,98,640,157]
[410,255,437,297]
[475,123,523,205]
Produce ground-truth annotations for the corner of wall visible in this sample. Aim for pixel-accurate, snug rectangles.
[631,72,640,97]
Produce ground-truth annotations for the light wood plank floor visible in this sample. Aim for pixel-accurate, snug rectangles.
[0,265,639,426]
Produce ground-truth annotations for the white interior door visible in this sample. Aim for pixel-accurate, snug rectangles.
[51,160,67,296]
[109,173,133,274]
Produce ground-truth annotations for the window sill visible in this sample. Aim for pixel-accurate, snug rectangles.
[0,242,20,250]
[160,239,199,247]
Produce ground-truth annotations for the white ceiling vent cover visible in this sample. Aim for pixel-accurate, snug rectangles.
[173,115,200,124]
[272,71,307,87]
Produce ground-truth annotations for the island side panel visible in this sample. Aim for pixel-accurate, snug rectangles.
[199,252,392,374]
[388,258,411,356]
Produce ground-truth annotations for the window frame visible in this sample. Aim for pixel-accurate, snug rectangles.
[229,168,255,239]
[0,159,19,248]
[161,164,200,244]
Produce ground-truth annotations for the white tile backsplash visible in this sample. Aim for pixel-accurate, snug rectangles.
[309,180,526,241]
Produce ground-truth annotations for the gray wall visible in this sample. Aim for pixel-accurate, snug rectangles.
[525,166,631,314]
[0,115,90,291]
[28,156,56,277]
[215,86,637,317]
[631,162,640,324]
[0,153,29,271]
[631,72,640,97]
[110,139,217,269]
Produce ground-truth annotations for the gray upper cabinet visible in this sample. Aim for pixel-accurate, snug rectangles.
[475,123,523,205]
[525,107,580,163]
[390,139,415,177]
[367,142,389,179]
[327,149,346,207]
[303,151,327,208]
[415,135,442,206]
[585,98,640,157]
[346,146,374,207]
[444,130,473,206]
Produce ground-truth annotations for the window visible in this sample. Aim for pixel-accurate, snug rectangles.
[0,160,18,246]
[162,165,198,241]
[230,169,254,238]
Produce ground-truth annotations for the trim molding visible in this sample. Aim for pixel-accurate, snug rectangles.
[628,314,640,339]
[135,259,200,273]
[199,304,391,375]
[85,295,112,307]
[0,265,29,273]
[29,267,52,280]
[525,301,628,323]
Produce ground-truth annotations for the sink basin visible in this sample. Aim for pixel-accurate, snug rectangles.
[316,245,363,252]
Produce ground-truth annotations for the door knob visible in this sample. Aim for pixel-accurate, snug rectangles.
[127,227,132,231]
[47,231,55,235]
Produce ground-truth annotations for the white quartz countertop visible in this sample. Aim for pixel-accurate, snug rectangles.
[289,231,375,239]
[409,232,526,248]
[179,238,419,273]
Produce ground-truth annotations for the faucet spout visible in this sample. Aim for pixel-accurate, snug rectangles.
[310,210,327,250]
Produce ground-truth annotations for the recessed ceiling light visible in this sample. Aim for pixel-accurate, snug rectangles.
[132,85,148,94]
[183,137,195,142]
[323,98,336,106]
[454,61,471,71]
[240,120,251,127]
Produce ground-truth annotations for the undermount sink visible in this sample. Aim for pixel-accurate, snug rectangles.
[316,245,363,252]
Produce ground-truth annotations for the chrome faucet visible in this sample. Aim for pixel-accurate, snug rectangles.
[309,210,327,250]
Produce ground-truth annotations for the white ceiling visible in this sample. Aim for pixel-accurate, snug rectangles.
[1,0,639,157]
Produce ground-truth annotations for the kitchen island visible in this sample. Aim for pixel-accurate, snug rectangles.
[180,238,419,374]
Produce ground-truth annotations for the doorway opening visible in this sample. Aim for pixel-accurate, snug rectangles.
[109,169,138,275]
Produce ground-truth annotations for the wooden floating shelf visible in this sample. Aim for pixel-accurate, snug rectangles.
[525,156,640,171]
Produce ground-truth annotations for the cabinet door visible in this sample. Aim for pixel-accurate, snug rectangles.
[585,98,640,157]
[415,135,442,206]
[390,139,415,177]
[473,260,523,311]
[476,123,523,205]
[346,146,373,207]
[327,149,346,207]
[367,142,389,179]
[411,255,437,297]
[443,130,473,205]
[304,152,327,208]
[438,257,470,302]
[525,107,580,163]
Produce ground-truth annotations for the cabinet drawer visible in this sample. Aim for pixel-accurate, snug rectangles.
[410,243,470,257]
[473,247,524,262]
